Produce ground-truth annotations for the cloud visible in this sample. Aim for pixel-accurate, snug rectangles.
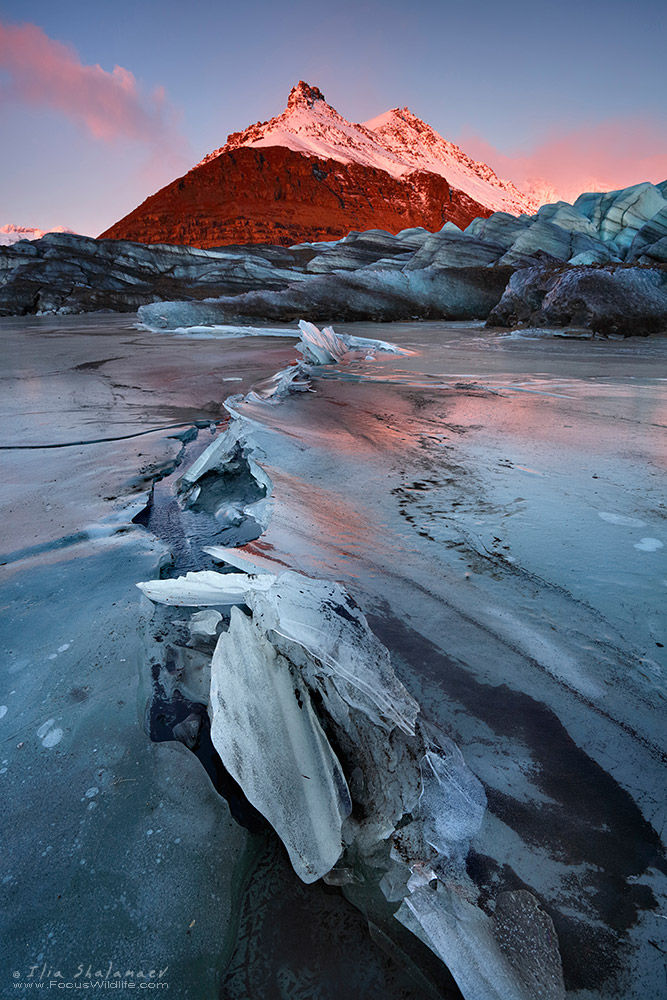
[0,20,181,146]
[459,118,667,205]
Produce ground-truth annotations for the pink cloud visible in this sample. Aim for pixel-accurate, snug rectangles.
[459,118,667,205]
[0,20,180,146]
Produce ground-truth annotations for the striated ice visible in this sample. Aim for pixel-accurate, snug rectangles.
[246,570,420,737]
[209,606,351,882]
[297,319,350,363]
[203,545,274,574]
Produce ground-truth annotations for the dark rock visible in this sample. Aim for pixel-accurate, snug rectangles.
[173,713,203,750]
[488,263,667,337]
[99,146,490,249]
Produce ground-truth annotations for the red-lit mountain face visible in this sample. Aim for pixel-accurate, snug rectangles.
[100,82,537,248]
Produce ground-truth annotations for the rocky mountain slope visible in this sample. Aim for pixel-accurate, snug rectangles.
[99,82,536,248]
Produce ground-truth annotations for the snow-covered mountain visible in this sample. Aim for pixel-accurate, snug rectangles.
[200,82,537,216]
[0,224,74,247]
[101,82,536,248]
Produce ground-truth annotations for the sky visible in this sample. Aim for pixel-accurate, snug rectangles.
[0,0,665,236]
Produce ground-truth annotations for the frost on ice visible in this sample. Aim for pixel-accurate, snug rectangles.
[419,742,486,862]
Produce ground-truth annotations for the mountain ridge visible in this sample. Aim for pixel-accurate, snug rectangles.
[198,81,537,216]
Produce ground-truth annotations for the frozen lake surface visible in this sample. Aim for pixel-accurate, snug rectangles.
[1,314,665,998]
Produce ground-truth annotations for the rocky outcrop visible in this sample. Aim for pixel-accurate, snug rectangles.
[98,80,543,248]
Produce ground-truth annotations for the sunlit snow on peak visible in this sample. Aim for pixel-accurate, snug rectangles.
[196,83,538,216]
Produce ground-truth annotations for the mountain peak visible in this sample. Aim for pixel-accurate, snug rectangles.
[287,81,326,111]
[195,85,537,215]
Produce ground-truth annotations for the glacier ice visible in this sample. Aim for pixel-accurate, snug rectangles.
[247,571,420,737]
[138,557,562,1000]
[297,319,350,363]
[203,544,274,573]
[188,609,223,636]
[397,885,565,1000]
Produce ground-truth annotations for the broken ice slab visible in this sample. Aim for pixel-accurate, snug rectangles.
[296,320,410,363]
[188,609,223,636]
[246,570,420,737]
[210,606,351,883]
[245,362,313,402]
[136,569,275,606]
[297,320,351,363]
[179,417,270,492]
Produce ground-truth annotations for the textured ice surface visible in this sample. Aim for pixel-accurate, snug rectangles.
[5,313,666,1000]
[0,315,264,997]
[205,322,666,997]
[419,744,486,862]
[397,886,565,1000]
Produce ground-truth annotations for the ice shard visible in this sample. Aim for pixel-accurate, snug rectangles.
[209,606,351,883]
[397,886,565,1000]
[419,742,487,862]
[297,319,350,363]
[137,569,275,606]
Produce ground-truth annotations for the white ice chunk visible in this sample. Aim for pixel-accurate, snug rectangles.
[179,412,272,509]
[297,320,350,364]
[210,607,351,883]
[634,537,664,552]
[42,728,63,749]
[419,743,487,862]
[296,320,407,363]
[188,610,223,636]
[598,511,646,527]
[136,570,275,606]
